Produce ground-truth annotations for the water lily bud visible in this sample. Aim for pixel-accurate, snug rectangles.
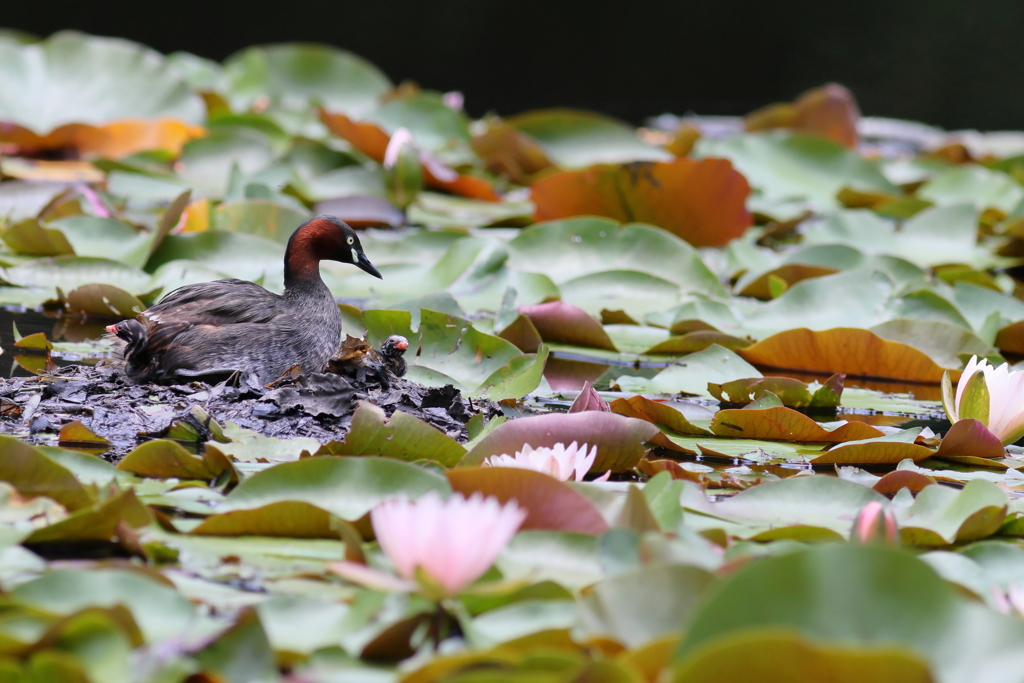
[382,128,422,210]
[851,501,899,545]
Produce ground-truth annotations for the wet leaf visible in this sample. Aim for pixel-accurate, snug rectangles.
[609,395,712,436]
[810,430,935,465]
[531,158,752,247]
[447,468,609,534]
[463,411,659,473]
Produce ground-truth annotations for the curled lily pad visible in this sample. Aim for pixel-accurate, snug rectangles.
[609,395,712,437]
[708,374,844,409]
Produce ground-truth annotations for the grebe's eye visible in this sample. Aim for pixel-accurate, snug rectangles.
[347,236,355,245]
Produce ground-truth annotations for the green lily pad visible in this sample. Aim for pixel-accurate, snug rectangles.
[0,31,203,131]
[506,218,727,296]
[224,43,391,115]
[694,131,896,209]
[506,109,671,168]
[214,456,451,521]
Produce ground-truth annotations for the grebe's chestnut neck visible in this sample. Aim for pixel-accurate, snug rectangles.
[284,215,381,289]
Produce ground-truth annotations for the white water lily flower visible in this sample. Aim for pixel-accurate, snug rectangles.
[330,492,525,598]
[483,441,607,482]
[947,356,1024,445]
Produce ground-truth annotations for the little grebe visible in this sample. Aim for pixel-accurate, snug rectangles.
[107,215,381,384]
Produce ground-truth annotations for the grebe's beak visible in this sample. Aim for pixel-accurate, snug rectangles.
[356,251,383,279]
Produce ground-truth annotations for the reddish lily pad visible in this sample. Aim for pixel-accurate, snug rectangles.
[872,470,935,495]
[531,157,752,247]
[498,314,543,353]
[935,419,1006,462]
[519,301,617,351]
[463,411,659,473]
[447,468,609,535]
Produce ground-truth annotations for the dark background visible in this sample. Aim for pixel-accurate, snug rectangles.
[6,0,1024,130]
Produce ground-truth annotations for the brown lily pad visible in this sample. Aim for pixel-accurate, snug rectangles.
[737,328,952,383]
[531,157,752,247]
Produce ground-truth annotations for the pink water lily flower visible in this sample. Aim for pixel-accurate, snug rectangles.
[330,492,525,598]
[483,442,609,482]
[949,356,1024,445]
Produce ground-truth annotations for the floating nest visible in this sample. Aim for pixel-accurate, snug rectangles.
[0,335,504,461]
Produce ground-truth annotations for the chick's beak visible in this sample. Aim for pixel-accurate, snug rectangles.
[357,251,383,279]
